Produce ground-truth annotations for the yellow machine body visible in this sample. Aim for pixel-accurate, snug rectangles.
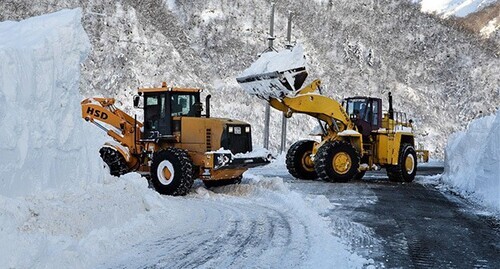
[82,83,267,195]
[237,75,429,183]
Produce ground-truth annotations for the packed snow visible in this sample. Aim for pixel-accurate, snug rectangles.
[237,44,307,99]
[0,10,370,268]
[0,171,373,268]
[0,8,105,197]
[442,110,500,213]
[239,44,306,77]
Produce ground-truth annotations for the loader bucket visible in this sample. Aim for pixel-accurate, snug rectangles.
[236,67,308,100]
[236,44,308,100]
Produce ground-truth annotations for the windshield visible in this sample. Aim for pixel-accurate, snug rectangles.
[346,98,368,119]
[171,93,199,117]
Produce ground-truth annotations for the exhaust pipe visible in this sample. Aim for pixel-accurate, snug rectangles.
[205,94,211,118]
[388,92,394,120]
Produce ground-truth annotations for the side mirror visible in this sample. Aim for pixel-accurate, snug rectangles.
[133,95,141,108]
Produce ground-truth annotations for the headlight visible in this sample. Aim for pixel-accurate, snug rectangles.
[228,126,234,133]
[245,126,250,133]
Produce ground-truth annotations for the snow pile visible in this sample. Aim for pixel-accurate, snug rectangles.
[239,44,306,77]
[442,110,500,212]
[0,9,104,197]
[236,44,307,99]
[415,0,497,17]
[0,174,168,268]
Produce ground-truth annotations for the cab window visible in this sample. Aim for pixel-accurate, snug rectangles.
[171,93,198,117]
[372,101,379,126]
[346,98,368,119]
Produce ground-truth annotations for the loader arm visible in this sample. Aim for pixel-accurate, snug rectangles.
[81,97,143,154]
[269,80,355,133]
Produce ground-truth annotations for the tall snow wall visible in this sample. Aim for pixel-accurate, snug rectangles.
[0,9,104,197]
[443,110,500,212]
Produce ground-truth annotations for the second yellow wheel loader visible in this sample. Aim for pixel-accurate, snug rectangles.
[237,62,428,183]
[81,82,269,196]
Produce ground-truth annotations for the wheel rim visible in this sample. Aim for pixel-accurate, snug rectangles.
[405,154,415,174]
[332,152,351,175]
[301,150,315,172]
[157,160,175,185]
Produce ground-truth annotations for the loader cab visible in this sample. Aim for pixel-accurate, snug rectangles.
[137,83,202,140]
[344,97,382,137]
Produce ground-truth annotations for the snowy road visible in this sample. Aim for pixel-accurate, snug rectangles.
[100,198,313,268]
[270,166,500,268]
[99,173,369,269]
[99,164,499,269]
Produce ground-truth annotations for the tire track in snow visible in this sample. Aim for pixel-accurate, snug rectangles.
[99,196,313,269]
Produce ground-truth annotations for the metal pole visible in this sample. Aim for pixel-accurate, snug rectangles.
[263,104,270,149]
[263,2,275,149]
[280,114,287,153]
[280,11,293,153]
[268,3,275,50]
[286,11,292,49]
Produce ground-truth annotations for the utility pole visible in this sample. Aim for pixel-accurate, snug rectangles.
[263,2,275,149]
[280,11,293,153]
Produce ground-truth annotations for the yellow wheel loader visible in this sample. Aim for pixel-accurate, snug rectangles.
[237,68,429,183]
[81,82,269,195]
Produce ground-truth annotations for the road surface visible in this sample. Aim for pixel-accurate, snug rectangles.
[285,166,500,268]
[102,164,500,268]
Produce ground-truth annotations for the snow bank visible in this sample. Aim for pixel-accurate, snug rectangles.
[442,110,500,212]
[0,174,167,268]
[0,9,104,197]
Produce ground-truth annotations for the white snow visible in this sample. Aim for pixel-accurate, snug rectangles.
[0,171,370,268]
[233,147,271,158]
[310,123,326,135]
[239,44,307,77]
[200,9,226,25]
[0,10,368,268]
[480,17,499,37]
[442,110,500,213]
[0,8,105,197]
[237,44,307,99]
[338,130,361,136]
[415,0,497,17]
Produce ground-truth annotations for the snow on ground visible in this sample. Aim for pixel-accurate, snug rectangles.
[414,0,497,17]
[0,8,105,197]
[0,171,371,268]
[442,110,500,213]
[0,10,369,268]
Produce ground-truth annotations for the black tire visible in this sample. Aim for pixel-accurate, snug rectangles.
[354,170,366,180]
[203,176,242,188]
[386,143,417,182]
[314,141,360,183]
[150,148,194,196]
[286,140,318,180]
[100,147,129,177]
